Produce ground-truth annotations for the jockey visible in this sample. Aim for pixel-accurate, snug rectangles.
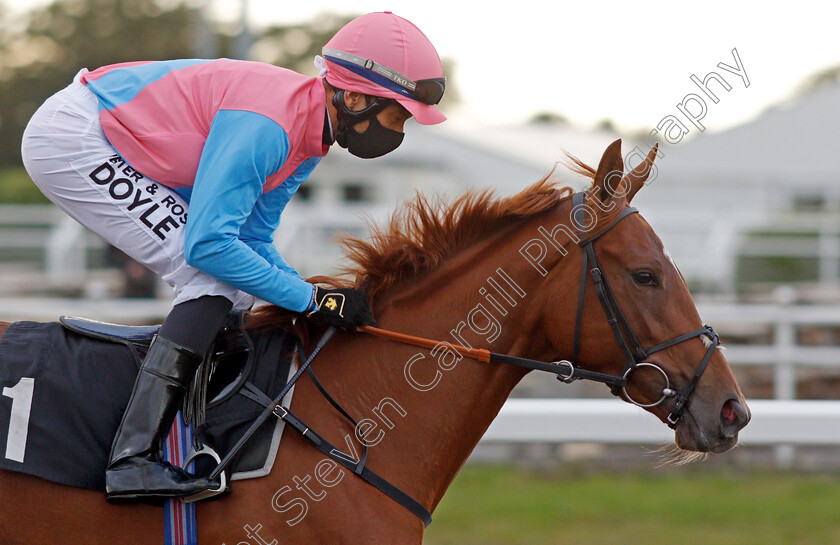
[20,11,445,501]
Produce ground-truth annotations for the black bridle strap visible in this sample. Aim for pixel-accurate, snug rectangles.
[578,206,641,244]
[572,241,588,363]
[360,326,628,389]
[362,191,719,431]
[646,326,714,355]
[572,192,646,371]
[239,379,433,527]
[586,247,645,367]
[489,353,626,389]
[589,249,648,360]
[664,325,719,427]
[208,326,336,481]
[569,191,719,422]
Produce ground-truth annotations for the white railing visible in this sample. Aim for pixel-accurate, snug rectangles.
[0,205,61,251]
[473,299,840,466]
[735,217,840,285]
[0,204,105,290]
[0,297,172,323]
[483,399,840,446]
[696,298,840,402]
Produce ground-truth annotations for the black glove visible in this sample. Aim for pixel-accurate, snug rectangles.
[307,286,376,331]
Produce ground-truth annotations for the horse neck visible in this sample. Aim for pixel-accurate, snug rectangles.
[314,210,576,513]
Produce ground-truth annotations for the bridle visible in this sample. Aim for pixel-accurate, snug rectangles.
[363,191,720,429]
[566,191,719,428]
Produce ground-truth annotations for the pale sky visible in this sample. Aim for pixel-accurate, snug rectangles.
[11,0,840,134]
[215,0,840,134]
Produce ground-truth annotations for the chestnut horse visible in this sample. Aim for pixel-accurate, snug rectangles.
[0,140,749,544]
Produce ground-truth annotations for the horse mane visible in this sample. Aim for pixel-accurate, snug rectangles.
[339,176,573,297]
[248,157,596,331]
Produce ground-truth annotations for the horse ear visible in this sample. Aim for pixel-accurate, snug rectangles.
[592,138,625,203]
[624,143,659,203]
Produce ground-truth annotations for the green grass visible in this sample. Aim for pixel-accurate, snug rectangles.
[424,465,840,545]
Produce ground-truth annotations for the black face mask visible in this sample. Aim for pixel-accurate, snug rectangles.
[331,89,405,159]
[336,114,405,159]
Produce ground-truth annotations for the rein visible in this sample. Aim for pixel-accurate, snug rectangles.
[359,326,627,388]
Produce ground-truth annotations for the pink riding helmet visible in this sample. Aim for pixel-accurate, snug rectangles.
[322,12,446,125]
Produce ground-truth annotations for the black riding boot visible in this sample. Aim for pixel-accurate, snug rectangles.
[105,336,217,501]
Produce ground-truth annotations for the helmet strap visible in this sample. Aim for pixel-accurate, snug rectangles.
[331,89,391,138]
[322,106,335,146]
[330,89,404,158]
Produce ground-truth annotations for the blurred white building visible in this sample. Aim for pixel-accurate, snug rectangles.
[632,79,840,291]
[279,123,623,276]
[282,80,840,292]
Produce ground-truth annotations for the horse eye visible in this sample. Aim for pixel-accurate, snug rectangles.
[633,272,659,286]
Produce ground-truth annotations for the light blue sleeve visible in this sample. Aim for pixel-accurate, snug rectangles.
[239,157,321,276]
[184,109,315,312]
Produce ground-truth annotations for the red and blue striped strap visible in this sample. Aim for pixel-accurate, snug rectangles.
[162,411,197,545]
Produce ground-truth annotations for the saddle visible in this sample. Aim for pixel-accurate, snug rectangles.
[61,312,256,425]
[0,314,297,490]
[60,316,158,360]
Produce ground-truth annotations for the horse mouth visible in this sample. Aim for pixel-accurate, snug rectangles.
[675,421,737,454]
[674,401,747,454]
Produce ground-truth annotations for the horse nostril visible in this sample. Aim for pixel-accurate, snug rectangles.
[721,399,750,437]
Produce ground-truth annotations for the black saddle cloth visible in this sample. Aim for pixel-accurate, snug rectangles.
[0,320,295,490]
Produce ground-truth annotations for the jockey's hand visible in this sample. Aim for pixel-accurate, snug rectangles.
[307,286,376,331]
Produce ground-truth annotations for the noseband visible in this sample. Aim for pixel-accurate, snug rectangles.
[568,192,719,428]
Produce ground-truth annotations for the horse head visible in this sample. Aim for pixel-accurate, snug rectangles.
[532,139,750,454]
